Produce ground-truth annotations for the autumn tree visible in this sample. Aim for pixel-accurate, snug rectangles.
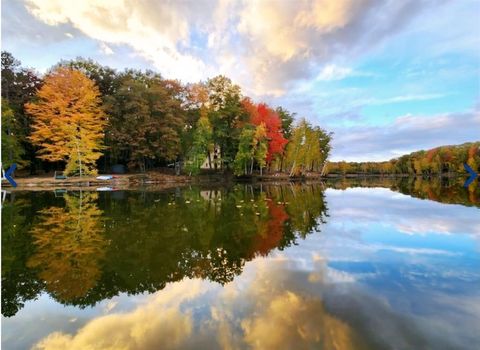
[325,142,479,176]
[284,119,309,176]
[106,72,185,171]
[250,103,288,165]
[284,119,332,176]
[25,67,106,176]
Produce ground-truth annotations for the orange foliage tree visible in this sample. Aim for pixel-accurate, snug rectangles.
[25,67,106,176]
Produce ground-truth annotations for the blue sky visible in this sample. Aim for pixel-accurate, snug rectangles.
[2,0,479,161]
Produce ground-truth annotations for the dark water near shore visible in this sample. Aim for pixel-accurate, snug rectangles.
[2,178,479,349]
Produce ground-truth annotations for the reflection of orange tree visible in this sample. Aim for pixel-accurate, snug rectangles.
[27,192,106,302]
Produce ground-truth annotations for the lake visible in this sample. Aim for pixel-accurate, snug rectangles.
[2,178,479,350]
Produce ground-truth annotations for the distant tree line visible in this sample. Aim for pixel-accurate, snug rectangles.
[326,142,480,176]
[1,51,332,176]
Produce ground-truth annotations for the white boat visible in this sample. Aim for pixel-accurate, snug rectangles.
[96,187,114,191]
[96,175,114,180]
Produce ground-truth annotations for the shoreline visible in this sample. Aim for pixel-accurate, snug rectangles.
[1,171,465,191]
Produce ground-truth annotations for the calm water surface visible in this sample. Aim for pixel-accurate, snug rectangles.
[2,179,479,349]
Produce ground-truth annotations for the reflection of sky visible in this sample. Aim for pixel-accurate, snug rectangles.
[3,188,480,350]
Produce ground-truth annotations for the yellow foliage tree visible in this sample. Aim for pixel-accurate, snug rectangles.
[25,67,106,176]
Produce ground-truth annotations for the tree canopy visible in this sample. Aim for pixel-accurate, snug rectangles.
[25,67,106,176]
[3,51,333,176]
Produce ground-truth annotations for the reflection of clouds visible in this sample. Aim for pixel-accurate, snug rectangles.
[32,260,367,350]
[33,280,208,350]
[368,245,460,256]
[102,300,117,314]
[32,258,480,350]
[326,188,480,237]
[241,291,358,350]
[208,261,364,349]
[34,308,192,350]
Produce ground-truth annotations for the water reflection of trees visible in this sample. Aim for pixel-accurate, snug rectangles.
[326,176,479,207]
[2,184,328,316]
[2,196,43,317]
[27,192,106,302]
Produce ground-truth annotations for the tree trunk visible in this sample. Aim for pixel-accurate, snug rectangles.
[75,137,82,178]
[289,160,296,177]
[320,162,327,176]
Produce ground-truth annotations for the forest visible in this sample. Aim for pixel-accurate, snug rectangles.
[326,142,480,176]
[1,51,332,177]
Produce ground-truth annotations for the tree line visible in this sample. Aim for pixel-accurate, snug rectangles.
[326,142,480,176]
[1,51,332,176]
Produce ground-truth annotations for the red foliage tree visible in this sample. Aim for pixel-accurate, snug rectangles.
[248,103,288,163]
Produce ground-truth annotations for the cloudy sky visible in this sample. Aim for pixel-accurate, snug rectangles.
[2,0,479,161]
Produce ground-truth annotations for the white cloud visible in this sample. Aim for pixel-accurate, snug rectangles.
[99,42,114,55]
[25,0,212,82]
[22,0,444,95]
[316,64,353,81]
[331,107,480,161]
[365,93,447,106]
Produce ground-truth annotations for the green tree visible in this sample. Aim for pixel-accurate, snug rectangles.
[254,123,268,175]
[56,58,120,97]
[207,76,244,170]
[1,100,28,168]
[1,51,42,172]
[185,109,213,175]
[275,106,295,139]
[234,125,256,175]
[233,123,268,175]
